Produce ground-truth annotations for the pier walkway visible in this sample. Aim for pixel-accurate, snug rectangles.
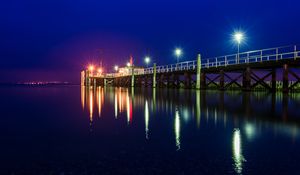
[82,45,300,92]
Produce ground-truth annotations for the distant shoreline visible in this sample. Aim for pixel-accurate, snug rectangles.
[0,82,79,86]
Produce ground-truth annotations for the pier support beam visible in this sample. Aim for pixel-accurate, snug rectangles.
[243,67,251,91]
[166,74,170,88]
[86,70,90,86]
[153,63,156,88]
[200,72,206,89]
[271,68,276,92]
[131,67,135,87]
[174,74,180,88]
[282,64,289,93]
[171,73,179,88]
[196,54,201,89]
[104,78,107,87]
[94,79,96,87]
[184,72,191,89]
[81,71,85,86]
[219,70,224,91]
[143,76,148,87]
[159,74,164,87]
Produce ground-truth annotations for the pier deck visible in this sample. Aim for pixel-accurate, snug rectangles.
[82,45,300,92]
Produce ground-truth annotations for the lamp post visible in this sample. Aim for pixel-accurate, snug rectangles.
[234,32,244,64]
[175,48,182,63]
[144,56,150,67]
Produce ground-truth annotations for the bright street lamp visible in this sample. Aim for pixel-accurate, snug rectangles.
[233,32,244,63]
[88,65,94,72]
[114,65,119,71]
[144,56,150,67]
[175,48,182,63]
[97,68,102,76]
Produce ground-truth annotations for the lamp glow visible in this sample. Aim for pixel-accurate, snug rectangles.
[234,32,244,44]
[174,48,182,63]
[175,108,181,151]
[144,56,150,67]
[175,48,182,57]
[233,31,245,64]
[114,65,119,71]
[127,62,131,67]
[145,56,150,64]
[88,65,94,71]
[232,128,244,174]
[145,100,149,139]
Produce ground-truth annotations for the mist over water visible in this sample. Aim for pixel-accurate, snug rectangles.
[1,86,300,174]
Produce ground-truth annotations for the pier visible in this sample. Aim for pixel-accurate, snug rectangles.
[81,45,300,92]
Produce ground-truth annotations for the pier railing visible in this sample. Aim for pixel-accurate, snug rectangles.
[92,45,299,78]
[143,45,299,74]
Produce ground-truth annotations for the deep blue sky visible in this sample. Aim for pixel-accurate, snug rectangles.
[0,0,299,83]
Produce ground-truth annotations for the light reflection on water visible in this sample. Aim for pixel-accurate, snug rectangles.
[80,86,300,174]
[81,86,300,139]
[145,100,149,140]
[89,88,93,123]
[2,86,300,174]
[174,108,181,151]
[233,128,244,174]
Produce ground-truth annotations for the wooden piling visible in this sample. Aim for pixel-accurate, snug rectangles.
[196,54,201,89]
[131,67,135,87]
[219,70,224,90]
[184,72,191,89]
[81,71,85,86]
[243,67,251,91]
[153,63,156,88]
[271,68,276,92]
[200,72,206,89]
[104,78,107,87]
[282,64,289,93]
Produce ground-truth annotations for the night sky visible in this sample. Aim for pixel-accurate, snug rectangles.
[1,0,299,83]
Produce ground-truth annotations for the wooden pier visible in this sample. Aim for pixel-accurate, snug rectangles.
[82,45,300,92]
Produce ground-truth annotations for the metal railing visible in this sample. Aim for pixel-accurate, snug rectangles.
[144,45,299,74]
[99,45,299,78]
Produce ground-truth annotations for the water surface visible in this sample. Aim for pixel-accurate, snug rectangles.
[1,86,300,174]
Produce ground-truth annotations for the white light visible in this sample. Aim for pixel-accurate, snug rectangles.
[114,65,119,71]
[175,48,182,57]
[127,62,131,67]
[145,56,150,64]
[145,100,149,139]
[245,123,255,140]
[233,128,244,174]
[234,32,244,44]
[175,108,181,151]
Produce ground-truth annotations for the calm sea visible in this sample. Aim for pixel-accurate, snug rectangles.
[0,85,300,174]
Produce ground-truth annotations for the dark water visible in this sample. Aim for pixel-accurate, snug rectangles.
[1,86,300,174]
